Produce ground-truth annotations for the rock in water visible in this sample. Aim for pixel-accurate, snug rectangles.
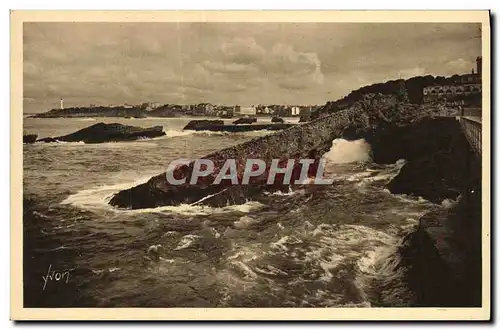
[23,134,38,143]
[271,117,284,123]
[183,120,224,130]
[37,123,165,143]
[233,117,257,124]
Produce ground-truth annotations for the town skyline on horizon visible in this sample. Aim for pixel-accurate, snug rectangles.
[23,22,481,113]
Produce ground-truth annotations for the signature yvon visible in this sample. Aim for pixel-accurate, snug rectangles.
[42,264,70,290]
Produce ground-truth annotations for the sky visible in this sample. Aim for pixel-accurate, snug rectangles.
[23,22,481,113]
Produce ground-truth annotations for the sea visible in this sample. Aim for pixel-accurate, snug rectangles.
[22,116,442,307]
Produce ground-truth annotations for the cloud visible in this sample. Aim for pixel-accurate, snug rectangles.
[399,67,426,79]
[445,58,474,74]
[22,22,481,112]
[220,37,266,65]
[202,38,324,93]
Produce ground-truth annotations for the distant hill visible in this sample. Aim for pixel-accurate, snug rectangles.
[31,106,148,118]
[312,74,477,119]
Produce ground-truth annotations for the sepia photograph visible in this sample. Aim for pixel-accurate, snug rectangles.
[11,10,490,320]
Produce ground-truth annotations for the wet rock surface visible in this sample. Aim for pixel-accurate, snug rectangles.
[36,122,165,144]
[183,120,224,130]
[233,117,257,125]
[23,134,38,143]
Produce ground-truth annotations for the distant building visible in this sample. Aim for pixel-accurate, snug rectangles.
[144,102,163,111]
[239,105,257,116]
[423,56,482,106]
[60,98,64,110]
[290,106,300,116]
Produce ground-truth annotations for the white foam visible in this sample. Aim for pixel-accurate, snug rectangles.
[62,175,264,215]
[322,138,372,165]
[234,216,257,229]
[61,176,153,209]
[174,234,200,250]
[270,186,299,196]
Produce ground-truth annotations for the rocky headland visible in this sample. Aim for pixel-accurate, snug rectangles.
[109,93,431,209]
[30,106,149,118]
[183,120,224,130]
[183,120,295,132]
[36,122,165,144]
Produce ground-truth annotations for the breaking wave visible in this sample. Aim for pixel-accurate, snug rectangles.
[323,138,372,164]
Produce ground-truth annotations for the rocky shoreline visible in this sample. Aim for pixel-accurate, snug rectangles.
[105,93,483,307]
[108,93,439,209]
[371,117,482,307]
[182,119,295,132]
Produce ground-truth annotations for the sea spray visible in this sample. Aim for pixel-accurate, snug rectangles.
[322,138,372,164]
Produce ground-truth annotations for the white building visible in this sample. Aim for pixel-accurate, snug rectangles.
[291,106,300,116]
[240,105,257,116]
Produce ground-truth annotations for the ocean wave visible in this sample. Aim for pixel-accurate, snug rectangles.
[35,140,86,146]
[60,176,153,209]
[174,234,200,250]
[62,178,265,216]
[219,222,408,306]
[33,140,158,147]
[322,138,372,165]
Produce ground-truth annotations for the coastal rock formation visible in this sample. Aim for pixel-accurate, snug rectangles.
[364,115,482,307]
[109,93,450,210]
[360,117,469,203]
[233,117,257,125]
[183,120,224,130]
[37,123,165,144]
[183,119,294,133]
[109,95,389,209]
[31,106,148,118]
[298,115,310,123]
[23,134,38,144]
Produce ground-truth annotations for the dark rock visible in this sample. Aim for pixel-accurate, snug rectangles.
[233,117,257,125]
[32,106,148,118]
[183,120,224,130]
[185,123,295,133]
[37,123,165,144]
[374,117,477,204]
[396,183,482,307]
[271,117,284,123]
[37,137,58,143]
[298,115,309,123]
[23,134,38,143]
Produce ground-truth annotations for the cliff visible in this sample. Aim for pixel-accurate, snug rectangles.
[368,117,482,307]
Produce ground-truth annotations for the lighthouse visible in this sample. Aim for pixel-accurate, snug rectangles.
[60,98,64,110]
